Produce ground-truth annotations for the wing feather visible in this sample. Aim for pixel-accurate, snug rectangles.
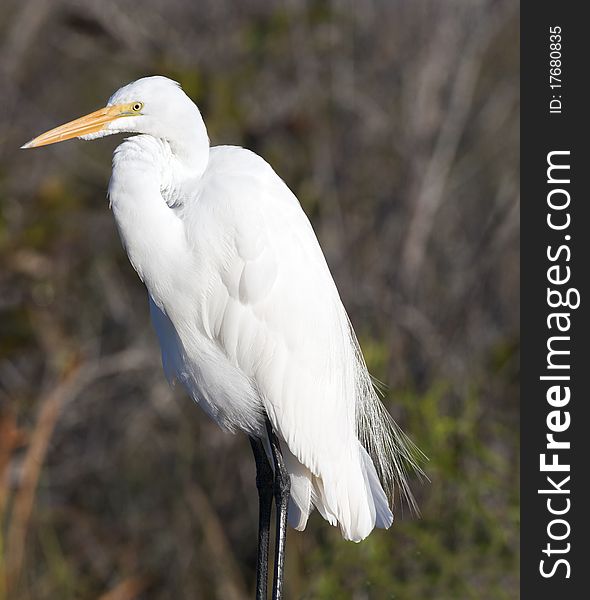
[164,146,402,540]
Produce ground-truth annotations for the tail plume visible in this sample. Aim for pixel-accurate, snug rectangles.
[348,319,428,514]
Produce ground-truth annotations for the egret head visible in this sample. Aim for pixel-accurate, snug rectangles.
[22,76,206,150]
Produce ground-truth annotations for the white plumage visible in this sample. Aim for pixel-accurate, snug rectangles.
[24,76,421,543]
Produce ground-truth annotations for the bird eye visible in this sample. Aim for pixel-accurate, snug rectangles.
[132,102,143,112]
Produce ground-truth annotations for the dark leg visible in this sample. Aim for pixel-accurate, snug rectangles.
[250,436,274,600]
[266,420,291,600]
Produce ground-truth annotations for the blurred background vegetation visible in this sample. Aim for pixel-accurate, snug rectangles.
[0,0,519,598]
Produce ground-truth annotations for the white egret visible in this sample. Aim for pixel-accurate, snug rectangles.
[22,76,422,599]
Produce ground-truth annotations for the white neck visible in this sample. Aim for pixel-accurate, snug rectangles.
[107,135,196,307]
[165,111,210,177]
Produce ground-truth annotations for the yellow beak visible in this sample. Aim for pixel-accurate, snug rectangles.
[21,105,129,149]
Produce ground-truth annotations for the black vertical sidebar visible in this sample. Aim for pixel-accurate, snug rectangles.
[522,3,589,598]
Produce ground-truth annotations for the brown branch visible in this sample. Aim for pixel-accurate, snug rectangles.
[187,484,250,600]
[5,363,84,595]
[3,346,152,596]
